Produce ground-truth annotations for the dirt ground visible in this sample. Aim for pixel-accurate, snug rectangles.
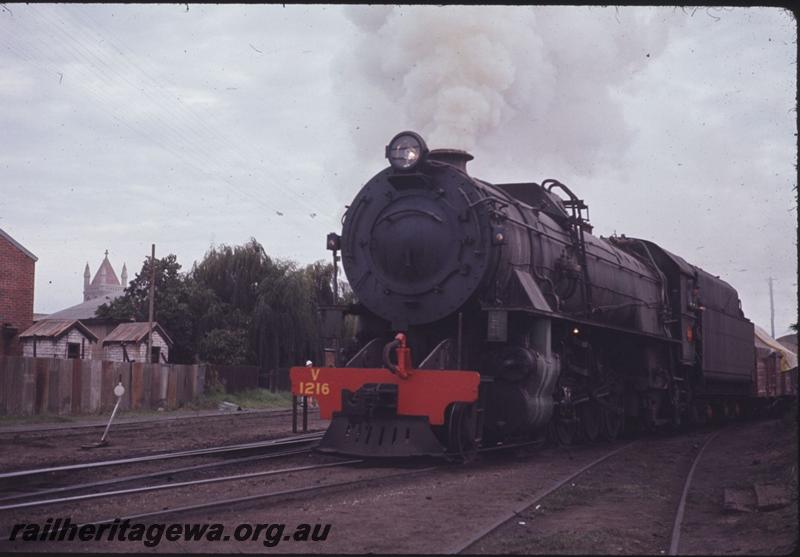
[469,417,797,555]
[0,415,796,554]
[679,416,798,554]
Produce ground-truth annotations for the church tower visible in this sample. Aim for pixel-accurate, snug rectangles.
[83,263,91,300]
[83,250,127,302]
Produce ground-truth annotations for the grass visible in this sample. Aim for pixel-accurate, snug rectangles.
[0,387,293,427]
[185,387,293,411]
[0,413,76,426]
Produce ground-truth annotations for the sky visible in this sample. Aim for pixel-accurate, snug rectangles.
[0,5,796,337]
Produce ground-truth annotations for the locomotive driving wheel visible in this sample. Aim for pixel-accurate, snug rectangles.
[578,402,601,443]
[446,402,479,462]
[548,410,578,446]
[599,393,624,441]
[596,365,624,441]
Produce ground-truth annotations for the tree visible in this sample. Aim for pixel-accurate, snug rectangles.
[199,328,249,365]
[191,239,271,313]
[96,240,352,368]
[252,260,317,369]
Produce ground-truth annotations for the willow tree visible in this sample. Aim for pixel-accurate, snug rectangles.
[253,261,317,369]
[190,239,274,364]
[192,239,271,313]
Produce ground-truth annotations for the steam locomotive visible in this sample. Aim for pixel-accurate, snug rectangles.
[291,131,756,458]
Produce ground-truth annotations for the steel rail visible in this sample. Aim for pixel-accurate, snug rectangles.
[0,432,323,480]
[7,438,520,511]
[0,408,305,436]
[668,430,722,555]
[478,439,547,454]
[0,446,312,503]
[450,442,636,554]
[93,465,441,525]
[0,459,362,511]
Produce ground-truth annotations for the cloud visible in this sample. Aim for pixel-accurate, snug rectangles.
[337,6,681,174]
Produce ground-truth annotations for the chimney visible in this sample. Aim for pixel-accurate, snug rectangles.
[427,149,474,173]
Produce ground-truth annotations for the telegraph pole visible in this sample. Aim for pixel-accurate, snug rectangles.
[768,276,775,338]
[147,244,155,362]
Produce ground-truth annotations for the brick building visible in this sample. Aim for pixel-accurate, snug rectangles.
[0,228,37,356]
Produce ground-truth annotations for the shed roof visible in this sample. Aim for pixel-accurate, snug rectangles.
[0,227,38,261]
[103,322,173,347]
[19,319,99,342]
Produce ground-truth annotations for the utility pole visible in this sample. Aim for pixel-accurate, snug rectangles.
[147,244,156,363]
[768,276,775,338]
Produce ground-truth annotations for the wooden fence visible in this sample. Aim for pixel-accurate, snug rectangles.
[208,365,291,393]
[0,356,205,416]
[208,364,260,393]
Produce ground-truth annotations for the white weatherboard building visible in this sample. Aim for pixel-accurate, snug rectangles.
[19,319,98,359]
[102,322,173,363]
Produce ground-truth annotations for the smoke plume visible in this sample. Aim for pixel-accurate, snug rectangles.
[337,6,679,175]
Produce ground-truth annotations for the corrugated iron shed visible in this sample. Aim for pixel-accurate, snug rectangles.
[103,322,173,347]
[19,319,98,341]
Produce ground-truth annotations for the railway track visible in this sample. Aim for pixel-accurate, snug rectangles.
[83,464,439,526]
[668,430,722,555]
[0,431,325,506]
[0,455,438,542]
[0,431,323,481]
[3,425,764,554]
[0,459,362,512]
[450,441,637,554]
[0,434,546,541]
[452,429,728,555]
[0,407,312,436]
[0,441,320,505]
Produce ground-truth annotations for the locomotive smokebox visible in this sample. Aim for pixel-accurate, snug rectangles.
[427,149,474,173]
[341,142,495,329]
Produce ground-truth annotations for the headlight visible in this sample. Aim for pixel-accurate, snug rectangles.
[385,131,428,171]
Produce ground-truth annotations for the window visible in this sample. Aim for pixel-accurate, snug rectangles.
[67,343,80,359]
[151,346,161,363]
